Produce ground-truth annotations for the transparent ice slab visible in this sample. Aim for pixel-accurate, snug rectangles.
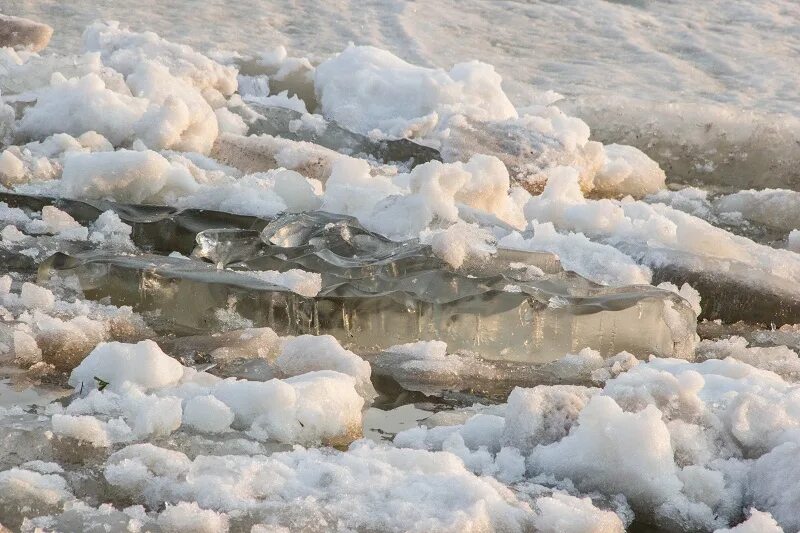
[38,244,696,363]
[0,192,270,256]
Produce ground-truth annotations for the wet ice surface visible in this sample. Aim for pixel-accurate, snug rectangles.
[0,8,798,533]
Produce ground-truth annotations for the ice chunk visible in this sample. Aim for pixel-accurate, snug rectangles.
[533,493,625,533]
[19,282,55,310]
[0,15,52,52]
[0,468,71,529]
[526,166,800,325]
[17,73,148,146]
[210,132,348,181]
[68,339,184,392]
[713,189,800,234]
[314,44,517,141]
[240,100,441,167]
[276,334,373,398]
[61,149,198,204]
[42,240,697,363]
[748,442,800,531]
[594,143,666,197]
[157,502,229,533]
[182,395,234,433]
[0,150,25,186]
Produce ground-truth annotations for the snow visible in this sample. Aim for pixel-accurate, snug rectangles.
[182,395,234,434]
[157,502,229,533]
[503,386,597,452]
[243,269,322,297]
[594,144,666,197]
[533,493,625,533]
[314,44,516,141]
[18,73,148,146]
[83,21,237,100]
[102,440,535,531]
[214,371,364,445]
[713,510,783,533]
[68,340,185,392]
[61,149,198,203]
[748,442,800,532]
[523,165,800,294]
[275,335,373,397]
[499,223,651,286]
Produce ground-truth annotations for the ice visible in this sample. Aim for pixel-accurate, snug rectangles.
[526,167,800,324]
[100,440,534,531]
[0,278,152,370]
[68,339,184,392]
[532,493,625,533]
[369,341,622,398]
[83,21,237,101]
[39,212,698,362]
[4,13,800,533]
[647,187,800,245]
[573,99,800,193]
[314,44,517,141]
[183,395,234,433]
[239,99,441,167]
[61,149,199,204]
[0,467,72,529]
[712,189,800,235]
[0,15,53,52]
[210,132,346,181]
[0,191,269,256]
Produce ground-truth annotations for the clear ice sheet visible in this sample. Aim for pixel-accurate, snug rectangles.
[37,211,697,363]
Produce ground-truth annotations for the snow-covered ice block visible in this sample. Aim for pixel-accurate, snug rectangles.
[0,15,52,52]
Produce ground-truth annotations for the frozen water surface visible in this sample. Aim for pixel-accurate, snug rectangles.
[0,3,798,532]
